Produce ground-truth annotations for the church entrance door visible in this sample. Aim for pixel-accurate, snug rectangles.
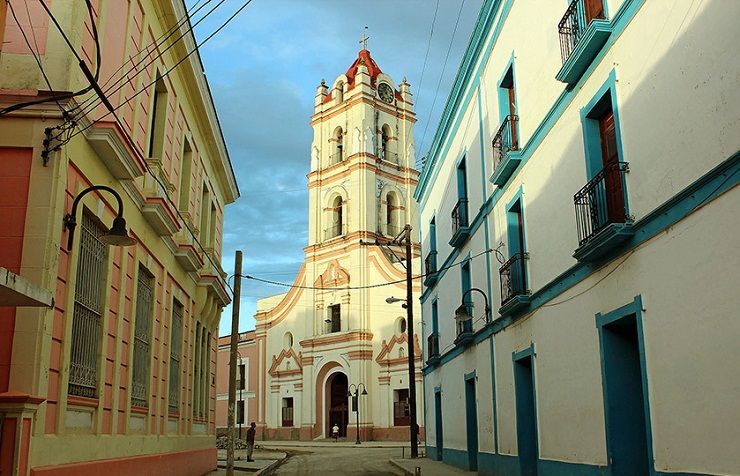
[327,372,349,437]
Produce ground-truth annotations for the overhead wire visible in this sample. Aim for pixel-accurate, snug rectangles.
[53,0,255,146]
[416,0,467,160]
[413,0,440,107]
[0,0,101,117]
[69,0,227,121]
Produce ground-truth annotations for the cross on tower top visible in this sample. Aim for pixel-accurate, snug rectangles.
[359,29,370,50]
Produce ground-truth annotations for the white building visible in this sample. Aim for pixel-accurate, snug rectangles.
[252,47,424,441]
[417,0,739,474]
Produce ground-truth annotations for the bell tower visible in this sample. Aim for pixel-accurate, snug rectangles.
[306,47,418,247]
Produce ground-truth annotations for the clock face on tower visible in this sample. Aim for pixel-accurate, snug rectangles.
[378,83,394,104]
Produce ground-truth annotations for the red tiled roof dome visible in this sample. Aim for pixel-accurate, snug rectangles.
[345,49,383,88]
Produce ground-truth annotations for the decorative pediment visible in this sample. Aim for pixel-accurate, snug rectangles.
[314,259,350,288]
[268,348,303,377]
[376,333,422,365]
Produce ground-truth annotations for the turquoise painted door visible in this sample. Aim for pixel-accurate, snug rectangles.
[434,391,443,461]
[514,355,538,476]
[464,377,478,471]
[601,316,650,476]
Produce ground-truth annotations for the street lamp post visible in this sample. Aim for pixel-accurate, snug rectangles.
[63,185,136,251]
[455,287,491,324]
[347,383,368,444]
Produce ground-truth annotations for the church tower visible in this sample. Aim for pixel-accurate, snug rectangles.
[253,45,424,441]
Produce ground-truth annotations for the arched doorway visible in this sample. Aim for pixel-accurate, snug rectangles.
[326,372,348,437]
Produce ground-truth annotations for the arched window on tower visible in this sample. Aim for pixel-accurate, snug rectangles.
[381,124,393,162]
[331,127,344,166]
[335,80,344,103]
[326,195,344,239]
[386,192,400,236]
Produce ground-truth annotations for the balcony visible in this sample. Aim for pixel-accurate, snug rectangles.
[490,115,522,186]
[423,250,439,287]
[499,252,531,316]
[556,0,612,85]
[449,198,470,247]
[324,224,347,240]
[427,332,440,366]
[329,151,344,166]
[573,162,634,261]
[454,313,474,347]
[140,158,180,236]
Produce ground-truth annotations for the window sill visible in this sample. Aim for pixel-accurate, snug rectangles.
[556,19,612,85]
[490,150,522,187]
[449,226,471,248]
[68,395,100,409]
[573,222,634,262]
[498,293,531,317]
[131,405,148,415]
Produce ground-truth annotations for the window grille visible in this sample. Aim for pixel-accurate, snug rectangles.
[68,213,108,398]
[131,266,154,407]
[169,300,184,411]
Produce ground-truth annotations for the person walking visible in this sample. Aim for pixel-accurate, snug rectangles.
[332,423,339,442]
[246,422,256,462]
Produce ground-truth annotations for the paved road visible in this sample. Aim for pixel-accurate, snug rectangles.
[265,446,405,476]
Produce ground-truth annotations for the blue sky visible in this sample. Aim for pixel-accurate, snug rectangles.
[191,0,483,336]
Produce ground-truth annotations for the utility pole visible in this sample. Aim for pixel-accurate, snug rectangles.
[227,251,242,476]
[404,225,419,458]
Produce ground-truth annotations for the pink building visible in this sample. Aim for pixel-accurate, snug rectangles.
[215,332,260,438]
[0,1,238,475]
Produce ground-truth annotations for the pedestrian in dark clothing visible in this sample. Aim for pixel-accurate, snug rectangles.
[246,422,256,462]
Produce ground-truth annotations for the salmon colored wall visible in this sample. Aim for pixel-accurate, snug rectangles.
[0,147,32,393]
[30,447,216,476]
[2,0,50,55]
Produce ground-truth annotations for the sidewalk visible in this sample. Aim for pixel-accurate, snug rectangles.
[260,439,413,449]
[210,448,286,475]
[390,457,475,476]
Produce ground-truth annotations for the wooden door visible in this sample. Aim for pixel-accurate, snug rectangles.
[508,86,518,149]
[598,111,625,222]
[585,0,605,23]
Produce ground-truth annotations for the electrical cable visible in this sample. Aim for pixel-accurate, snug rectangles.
[53,0,254,145]
[413,0,440,107]
[416,0,467,158]
[0,0,101,117]
[239,248,493,291]
[70,0,226,120]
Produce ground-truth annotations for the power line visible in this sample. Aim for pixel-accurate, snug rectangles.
[413,0,440,105]
[0,0,101,117]
[417,0,467,159]
[241,248,493,291]
[53,0,254,146]
[70,0,227,121]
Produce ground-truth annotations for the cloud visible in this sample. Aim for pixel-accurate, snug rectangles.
[193,0,484,335]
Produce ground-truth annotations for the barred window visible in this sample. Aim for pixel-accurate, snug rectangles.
[169,300,184,411]
[131,266,154,407]
[68,213,108,398]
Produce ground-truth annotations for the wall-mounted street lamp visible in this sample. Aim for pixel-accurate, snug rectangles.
[63,185,136,251]
[386,296,407,308]
[347,383,368,445]
[455,287,492,328]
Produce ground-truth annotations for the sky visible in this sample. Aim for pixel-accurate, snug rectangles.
[190,0,483,336]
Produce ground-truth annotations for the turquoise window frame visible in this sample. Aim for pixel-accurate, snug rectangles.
[505,187,527,257]
[595,295,655,476]
[456,154,468,201]
[496,52,519,128]
[429,216,437,252]
[580,69,625,179]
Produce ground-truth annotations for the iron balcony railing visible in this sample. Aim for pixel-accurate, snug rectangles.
[427,332,440,360]
[492,115,519,171]
[574,161,630,246]
[451,198,469,235]
[324,224,347,240]
[329,151,344,165]
[456,315,473,339]
[424,250,438,276]
[500,252,529,305]
[558,0,606,64]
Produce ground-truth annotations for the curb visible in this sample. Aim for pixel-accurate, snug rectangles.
[254,456,285,476]
[389,459,416,476]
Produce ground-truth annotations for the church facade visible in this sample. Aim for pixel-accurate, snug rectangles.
[252,48,424,441]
